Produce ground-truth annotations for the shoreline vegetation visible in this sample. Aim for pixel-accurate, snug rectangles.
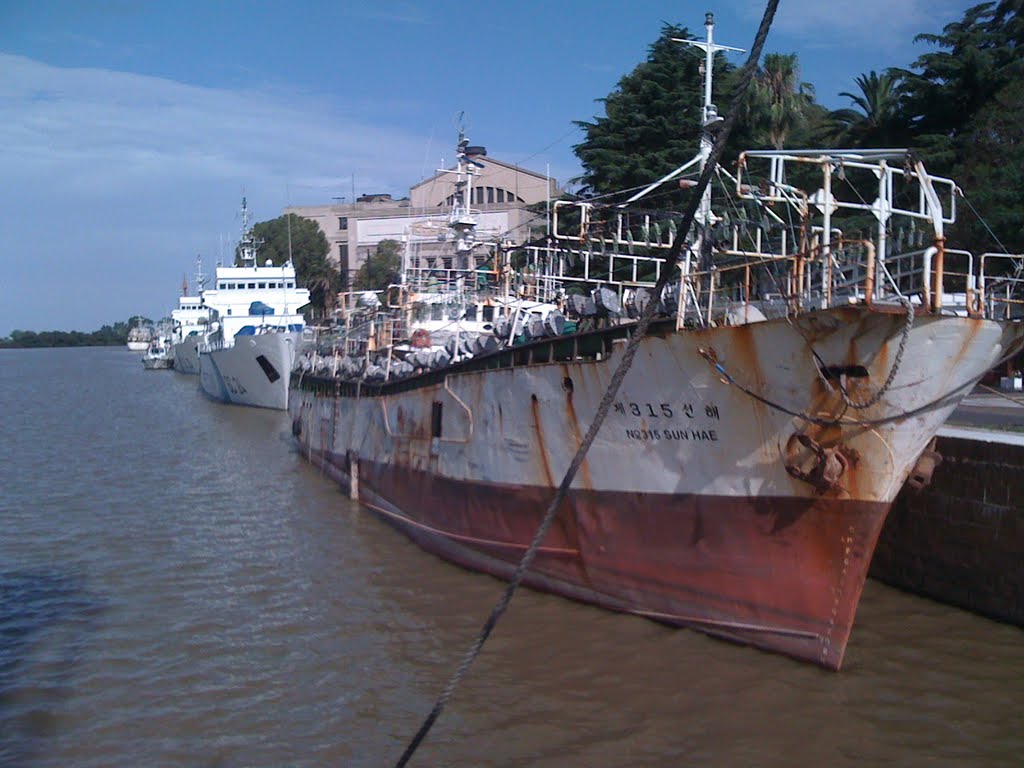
[0,318,150,348]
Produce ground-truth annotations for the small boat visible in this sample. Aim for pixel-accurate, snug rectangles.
[142,335,174,370]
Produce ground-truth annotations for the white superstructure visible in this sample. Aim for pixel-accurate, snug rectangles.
[198,199,311,410]
[171,256,211,375]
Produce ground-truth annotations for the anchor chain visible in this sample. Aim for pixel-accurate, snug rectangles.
[837,295,915,410]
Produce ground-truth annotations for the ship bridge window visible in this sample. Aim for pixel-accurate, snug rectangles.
[258,282,266,289]
[430,304,443,321]
[464,305,478,322]
[286,281,294,288]
[482,305,495,322]
[248,283,256,289]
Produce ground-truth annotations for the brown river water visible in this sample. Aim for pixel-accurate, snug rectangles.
[1,347,1021,767]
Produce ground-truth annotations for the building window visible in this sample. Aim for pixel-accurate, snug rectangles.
[338,217,348,230]
[487,187,494,204]
[497,189,505,203]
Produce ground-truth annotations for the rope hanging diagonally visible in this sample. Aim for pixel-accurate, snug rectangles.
[393,3,782,766]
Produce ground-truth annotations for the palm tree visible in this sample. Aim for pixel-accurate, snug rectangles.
[830,70,906,147]
[744,53,816,149]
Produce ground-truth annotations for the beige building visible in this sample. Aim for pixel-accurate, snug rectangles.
[285,149,559,286]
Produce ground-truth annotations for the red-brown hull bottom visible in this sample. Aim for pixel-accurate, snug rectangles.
[318,450,889,670]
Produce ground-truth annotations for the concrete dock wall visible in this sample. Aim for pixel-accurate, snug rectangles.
[870,431,1024,627]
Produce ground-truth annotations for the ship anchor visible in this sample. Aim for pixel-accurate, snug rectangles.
[785,433,849,493]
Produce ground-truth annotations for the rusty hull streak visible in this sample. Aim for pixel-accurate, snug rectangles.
[529,394,557,489]
[560,365,594,490]
[718,321,776,441]
[944,316,984,390]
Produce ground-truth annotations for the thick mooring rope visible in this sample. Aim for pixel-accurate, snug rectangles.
[393,4,782,765]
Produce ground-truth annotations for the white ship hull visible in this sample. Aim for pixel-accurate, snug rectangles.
[127,341,149,352]
[291,308,1024,668]
[173,335,201,375]
[200,331,300,410]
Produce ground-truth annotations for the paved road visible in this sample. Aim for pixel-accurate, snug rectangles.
[951,387,1024,429]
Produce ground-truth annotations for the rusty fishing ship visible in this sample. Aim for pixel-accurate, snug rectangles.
[289,17,1024,669]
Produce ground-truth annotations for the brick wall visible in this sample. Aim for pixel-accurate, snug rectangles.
[870,435,1024,626]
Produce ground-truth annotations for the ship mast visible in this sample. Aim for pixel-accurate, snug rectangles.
[193,253,205,294]
[449,114,483,264]
[677,13,745,258]
[238,197,258,268]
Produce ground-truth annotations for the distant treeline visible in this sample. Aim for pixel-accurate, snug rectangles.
[0,318,151,348]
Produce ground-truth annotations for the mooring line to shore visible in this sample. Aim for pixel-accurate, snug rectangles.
[393,2,782,764]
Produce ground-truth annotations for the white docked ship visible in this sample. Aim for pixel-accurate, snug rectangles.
[170,256,211,375]
[198,199,310,410]
[126,321,152,352]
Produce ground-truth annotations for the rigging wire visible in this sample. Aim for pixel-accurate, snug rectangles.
[392,2,782,764]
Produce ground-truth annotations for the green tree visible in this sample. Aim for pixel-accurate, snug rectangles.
[743,52,817,149]
[829,70,907,147]
[244,214,339,317]
[0,317,132,348]
[573,24,719,199]
[899,0,1023,170]
[898,0,1024,251]
[948,77,1024,252]
[572,24,833,200]
[353,239,402,291]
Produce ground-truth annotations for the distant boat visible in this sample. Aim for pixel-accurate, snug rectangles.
[170,256,211,375]
[197,198,310,409]
[126,322,152,352]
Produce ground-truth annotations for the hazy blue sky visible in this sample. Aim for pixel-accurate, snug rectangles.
[1,0,977,334]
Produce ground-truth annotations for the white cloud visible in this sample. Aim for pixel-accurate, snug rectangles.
[0,54,435,334]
